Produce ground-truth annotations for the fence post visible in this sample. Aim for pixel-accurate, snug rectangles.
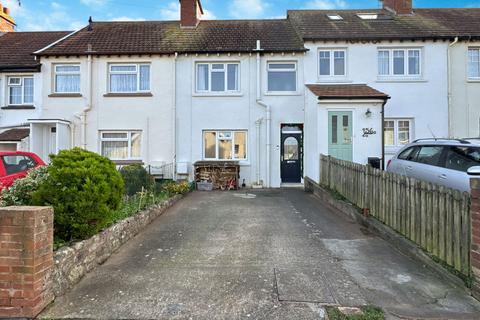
[470,175,480,300]
[0,207,54,318]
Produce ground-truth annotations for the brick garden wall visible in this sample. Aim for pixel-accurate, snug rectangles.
[0,207,54,318]
[471,178,480,300]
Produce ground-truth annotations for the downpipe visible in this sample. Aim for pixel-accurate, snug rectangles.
[447,36,459,137]
[255,40,271,188]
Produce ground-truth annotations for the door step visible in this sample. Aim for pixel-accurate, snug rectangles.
[281,183,304,189]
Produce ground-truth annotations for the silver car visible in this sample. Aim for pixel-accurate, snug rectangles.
[386,139,480,193]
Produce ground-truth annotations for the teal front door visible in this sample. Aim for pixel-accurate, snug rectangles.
[328,111,353,161]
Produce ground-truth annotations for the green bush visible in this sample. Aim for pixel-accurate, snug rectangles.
[162,181,191,195]
[32,148,124,241]
[119,164,152,196]
[0,166,49,207]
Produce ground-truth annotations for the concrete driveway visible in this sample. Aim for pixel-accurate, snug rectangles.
[41,190,480,319]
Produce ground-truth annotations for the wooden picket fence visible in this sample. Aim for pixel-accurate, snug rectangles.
[320,155,471,277]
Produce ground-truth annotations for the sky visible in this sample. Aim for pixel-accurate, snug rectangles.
[3,0,480,32]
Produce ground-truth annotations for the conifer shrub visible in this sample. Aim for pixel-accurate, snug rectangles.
[32,148,124,241]
[119,164,152,196]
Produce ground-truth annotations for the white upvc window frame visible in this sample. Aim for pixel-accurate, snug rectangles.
[377,48,422,78]
[54,64,81,94]
[384,119,413,147]
[468,48,480,80]
[108,63,151,93]
[195,62,240,94]
[266,61,298,93]
[100,130,142,160]
[203,130,248,161]
[318,48,347,78]
[7,76,34,106]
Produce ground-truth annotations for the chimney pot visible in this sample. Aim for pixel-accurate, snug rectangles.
[382,0,413,15]
[180,0,204,28]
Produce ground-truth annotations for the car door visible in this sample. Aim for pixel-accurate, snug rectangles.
[443,146,480,192]
[410,145,447,186]
[389,146,419,177]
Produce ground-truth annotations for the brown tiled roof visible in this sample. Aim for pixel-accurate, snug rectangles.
[0,128,30,141]
[0,31,70,71]
[36,20,306,56]
[306,84,390,100]
[288,8,480,41]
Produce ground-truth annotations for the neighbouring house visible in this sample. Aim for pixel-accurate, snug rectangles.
[0,0,479,187]
[0,31,70,152]
[0,3,14,33]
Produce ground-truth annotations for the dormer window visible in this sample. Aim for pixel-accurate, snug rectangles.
[357,13,378,20]
[327,14,343,20]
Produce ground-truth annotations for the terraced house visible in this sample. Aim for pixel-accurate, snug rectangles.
[0,0,479,188]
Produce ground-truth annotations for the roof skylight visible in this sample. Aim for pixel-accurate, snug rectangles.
[327,14,343,20]
[357,13,378,20]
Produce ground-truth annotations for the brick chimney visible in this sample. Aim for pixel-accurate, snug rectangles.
[382,0,413,15]
[180,0,203,28]
[0,3,15,32]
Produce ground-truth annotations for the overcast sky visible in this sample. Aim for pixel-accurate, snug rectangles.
[3,0,480,31]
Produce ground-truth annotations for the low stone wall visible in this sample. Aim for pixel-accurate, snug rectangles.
[51,194,182,297]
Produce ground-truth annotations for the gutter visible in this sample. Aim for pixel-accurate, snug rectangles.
[254,40,271,188]
[447,36,459,137]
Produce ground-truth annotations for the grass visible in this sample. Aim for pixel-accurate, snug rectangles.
[326,306,385,320]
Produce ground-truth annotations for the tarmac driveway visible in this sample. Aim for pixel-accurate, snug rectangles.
[41,190,480,319]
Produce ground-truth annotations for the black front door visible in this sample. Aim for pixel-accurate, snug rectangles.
[281,128,303,183]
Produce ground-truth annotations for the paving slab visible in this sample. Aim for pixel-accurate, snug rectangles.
[41,190,480,319]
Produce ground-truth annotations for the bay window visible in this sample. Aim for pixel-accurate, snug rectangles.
[267,62,297,92]
[100,131,142,160]
[196,62,239,93]
[384,119,412,147]
[378,49,421,77]
[319,49,346,77]
[468,48,480,79]
[8,76,33,105]
[108,64,150,93]
[54,65,81,93]
[203,130,247,160]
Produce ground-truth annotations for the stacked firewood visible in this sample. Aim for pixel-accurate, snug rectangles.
[194,161,239,190]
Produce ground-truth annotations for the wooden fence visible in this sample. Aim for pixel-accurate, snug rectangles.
[320,155,471,277]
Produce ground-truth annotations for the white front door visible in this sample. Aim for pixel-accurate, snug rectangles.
[48,127,57,157]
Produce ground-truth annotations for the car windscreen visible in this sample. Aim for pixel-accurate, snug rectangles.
[445,146,480,172]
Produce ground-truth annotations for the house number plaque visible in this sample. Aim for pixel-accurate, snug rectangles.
[362,128,377,137]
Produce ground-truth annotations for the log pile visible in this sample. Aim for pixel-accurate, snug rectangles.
[194,161,240,190]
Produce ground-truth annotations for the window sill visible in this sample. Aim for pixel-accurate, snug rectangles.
[1,105,35,110]
[48,93,83,98]
[103,93,153,97]
[112,159,144,165]
[467,79,480,83]
[264,92,302,96]
[376,78,427,83]
[192,93,243,97]
[317,78,352,84]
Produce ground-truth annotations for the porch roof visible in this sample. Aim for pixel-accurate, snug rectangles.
[0,128,30,142]
[306,84,390,101]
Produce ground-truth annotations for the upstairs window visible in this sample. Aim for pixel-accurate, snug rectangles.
[196,63,240,93]
[267,62,297,92]
[378,49,421,77]
[319,49,346,77]
[100,131,141,160]
[468,48,480,79]
[8,76,34,105]
[109,64,150,93]
[54,65,80,93]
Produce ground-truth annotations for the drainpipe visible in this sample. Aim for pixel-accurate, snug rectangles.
[255,40,271,188]
[381,100,386,170]
[75,54,94,149]
[173,52,178,180]
[255,118,263,185]
[447,37,459,137]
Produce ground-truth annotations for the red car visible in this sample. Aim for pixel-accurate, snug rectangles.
[0,151,46,191]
